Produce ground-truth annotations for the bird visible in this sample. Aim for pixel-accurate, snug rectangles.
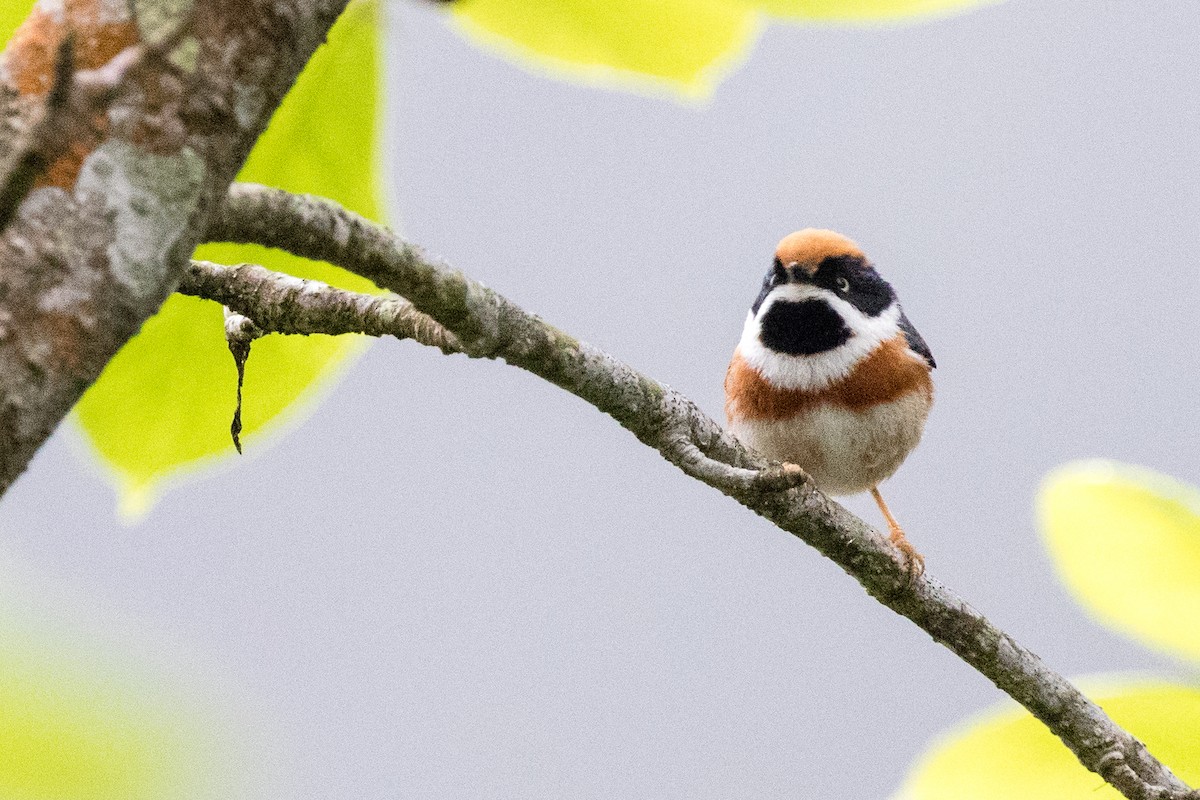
[724,229,935,576]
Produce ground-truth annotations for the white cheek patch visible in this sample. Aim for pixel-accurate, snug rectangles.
[738,287,901,391]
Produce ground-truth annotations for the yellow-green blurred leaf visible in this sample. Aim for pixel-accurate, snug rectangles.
[751,0,998,22]
[893,679,1200,800]
[450,0,998,98]
[0,649,213,800]
[0,592,241,800]
[1039,460,1200,664]
[73,0,382,517]
[451,0,758,100]
[0,1,33,45]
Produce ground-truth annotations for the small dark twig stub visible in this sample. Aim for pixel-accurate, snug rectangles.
[229,350,247,453]
[223,308,263,454]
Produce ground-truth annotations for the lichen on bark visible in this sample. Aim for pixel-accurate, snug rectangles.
[73,138,204,305]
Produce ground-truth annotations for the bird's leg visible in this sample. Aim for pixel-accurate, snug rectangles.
[870,485,925,580]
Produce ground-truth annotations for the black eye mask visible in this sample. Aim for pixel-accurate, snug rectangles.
[750,258,787,315]
[812,255,895,318]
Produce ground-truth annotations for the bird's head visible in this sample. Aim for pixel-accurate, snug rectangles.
[738,229,928,391]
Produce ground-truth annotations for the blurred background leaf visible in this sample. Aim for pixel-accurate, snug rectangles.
[450,0,758,100]
[1039,461,1200,664]
[450,0,1000,98]
[0,562,245,800]
[0,1,30,43]
[70,0,383,519]
[0,640,212,800]
[753,0,1000,21]
[892,680,1200,800]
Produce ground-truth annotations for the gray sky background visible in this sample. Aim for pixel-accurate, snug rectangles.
[3,0,1200,797]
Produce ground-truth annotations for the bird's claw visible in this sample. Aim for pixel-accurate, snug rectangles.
[753,462,808,492]
[889,526,925,583]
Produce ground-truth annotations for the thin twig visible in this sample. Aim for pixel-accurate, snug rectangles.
[180,259,462,454]
[179,259,461,352]
[199,184,1195,800]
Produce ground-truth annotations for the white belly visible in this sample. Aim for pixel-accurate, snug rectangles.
[729,393,931,496]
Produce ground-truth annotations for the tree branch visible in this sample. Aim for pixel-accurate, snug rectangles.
[194,183,1195,800]
[180,259,461,352]
[0,0,352,495]
[0,33,74,234]
[0,13,198,234]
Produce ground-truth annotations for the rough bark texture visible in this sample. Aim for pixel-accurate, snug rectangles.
[0,0,349,493]
[200,184,1197,800]
[180,259,460,351]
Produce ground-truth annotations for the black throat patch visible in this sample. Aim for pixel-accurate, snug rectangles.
[759,298,851,356]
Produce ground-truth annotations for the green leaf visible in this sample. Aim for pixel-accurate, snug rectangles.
[752,0,1000,22]
[1038,461,1200,665]
[450,0,999,98]
[451,0,759,100]
[0,1,32,45]
[0,586,242,800]
[893,679,1200,799]
[0,646,220,800]
[72,0,382,518]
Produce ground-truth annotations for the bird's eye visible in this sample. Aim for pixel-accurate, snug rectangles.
[771,263,788,286]
[835,276,850,293]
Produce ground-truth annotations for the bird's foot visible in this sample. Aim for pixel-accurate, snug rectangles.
[869,486,924,584]
[888,524,925,582]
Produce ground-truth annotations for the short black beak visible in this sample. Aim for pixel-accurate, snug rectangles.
[787,263,813,284]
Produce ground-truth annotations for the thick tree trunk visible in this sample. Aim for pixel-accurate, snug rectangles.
[0,0,348,494]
